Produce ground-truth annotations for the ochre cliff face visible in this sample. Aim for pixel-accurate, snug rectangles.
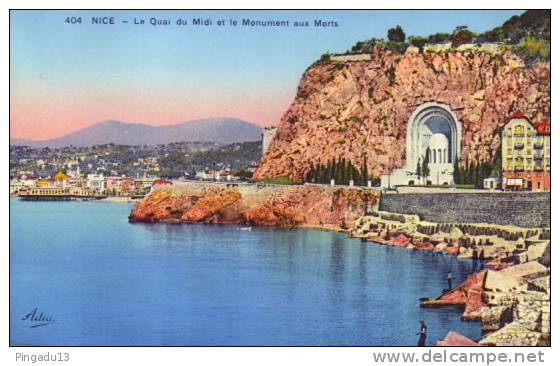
[129,185,378,229]
[254,46,550,180]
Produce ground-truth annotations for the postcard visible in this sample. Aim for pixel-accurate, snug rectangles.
[9,9,550,350]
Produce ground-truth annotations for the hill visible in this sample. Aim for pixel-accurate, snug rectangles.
[10,118,263,147]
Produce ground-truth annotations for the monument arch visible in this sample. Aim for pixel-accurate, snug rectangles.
[405,102,461,170]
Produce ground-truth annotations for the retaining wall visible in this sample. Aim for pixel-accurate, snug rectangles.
[379,192,550,228]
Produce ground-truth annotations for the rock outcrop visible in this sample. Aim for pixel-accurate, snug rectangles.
[255,46,550,180]
[420,271,487,320]
[129,184,378,229]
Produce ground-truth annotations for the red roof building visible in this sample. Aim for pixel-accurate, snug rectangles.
[509,110,528,120]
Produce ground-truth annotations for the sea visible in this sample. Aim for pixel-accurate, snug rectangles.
[10,198,482,346]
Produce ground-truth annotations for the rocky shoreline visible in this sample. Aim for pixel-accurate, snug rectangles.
[129,184,379,229]
[129,185,550,346]
[351,211,550,346]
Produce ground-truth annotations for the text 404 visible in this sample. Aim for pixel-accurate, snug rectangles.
[65,17,82,24]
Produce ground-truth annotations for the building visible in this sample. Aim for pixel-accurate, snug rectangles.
[381,101,461,187]
[195,169,232,181]
[134,176,155,192]
[483,172,501,190]
[501,112,550,191]
[53,170,69,188]
[87,173,105,192]
[262,126,278,155]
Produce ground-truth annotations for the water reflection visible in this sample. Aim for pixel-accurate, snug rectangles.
[10,200,482,346]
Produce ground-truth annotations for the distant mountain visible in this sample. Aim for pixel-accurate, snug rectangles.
[10,118,263,147]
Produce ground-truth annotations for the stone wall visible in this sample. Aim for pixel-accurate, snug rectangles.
[379,192,550,228]
[331,53,371,62]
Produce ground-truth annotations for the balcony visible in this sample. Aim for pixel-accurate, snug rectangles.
[514,165,525,171]
[534,143,544,149]
[513,143,524,150]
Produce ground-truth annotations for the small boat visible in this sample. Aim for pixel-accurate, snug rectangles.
[238,227,252,231]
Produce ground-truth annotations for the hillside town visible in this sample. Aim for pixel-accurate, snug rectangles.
[9,141,262,198]
[9,110,550,200]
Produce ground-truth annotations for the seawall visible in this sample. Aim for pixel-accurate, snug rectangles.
[379,191,550,228]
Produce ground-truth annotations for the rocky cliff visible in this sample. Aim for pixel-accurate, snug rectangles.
[254,46,550,180]
[129,184,378,229]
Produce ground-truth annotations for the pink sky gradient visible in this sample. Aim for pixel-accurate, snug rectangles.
[10,86,294,140]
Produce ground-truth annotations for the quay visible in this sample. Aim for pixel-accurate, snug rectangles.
[18,186,105,201]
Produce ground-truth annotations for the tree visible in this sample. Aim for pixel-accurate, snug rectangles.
[408,35,428,50]
[360,154,369,186]
[428,32,451,44]
[344,159,352,184]
[453,156,460,184]
[451,26,474,47]
[387,25,406,42]
[329,157,336,182]
[421,147,431,184]
[340,158,346,184]
[313,164,319,183]
[416,159,422,181]
[305,164,313,182]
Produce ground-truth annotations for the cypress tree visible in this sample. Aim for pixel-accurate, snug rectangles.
[329,157,336,183]
[336,157,343,184]
[351,165,358,184]
[340,158,346,184]
[345,160,353,184]
[306,163,314,182]
[453,156,460,184]
[421,147,430,184]
[361,155,368,186]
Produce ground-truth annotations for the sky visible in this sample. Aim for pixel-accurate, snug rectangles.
[10,10,523,140]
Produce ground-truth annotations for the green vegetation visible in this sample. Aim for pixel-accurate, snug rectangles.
[453,148,501,188]
[258,175,299,185]
[451,26,474,47]
[327,10,549,64]
[454,184,476,189]
[514,36,550,63]
[158,141,261,178]
[304,156,375,186]
[387,25,405,42]
[421,148,430,184]
[478,10,550,44]
[235,170,254,179]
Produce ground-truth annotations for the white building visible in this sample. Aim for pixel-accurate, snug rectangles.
[87,174,105,191]
[381,101,461,188]
[483,177,501,190]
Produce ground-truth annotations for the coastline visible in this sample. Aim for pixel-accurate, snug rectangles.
[127,184,550,346]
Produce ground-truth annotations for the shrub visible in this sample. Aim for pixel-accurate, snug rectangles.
[514,36,550,63]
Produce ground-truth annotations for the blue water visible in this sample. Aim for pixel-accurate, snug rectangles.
[10,199,482,346]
